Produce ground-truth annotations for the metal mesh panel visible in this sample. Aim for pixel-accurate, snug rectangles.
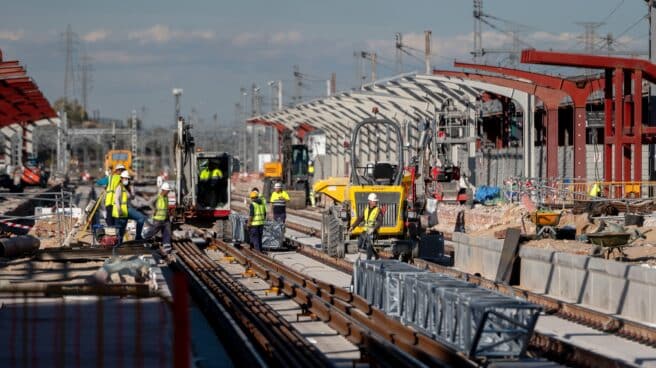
[229,213,248,242]
[354,259,540,358]
[262,221,285,249]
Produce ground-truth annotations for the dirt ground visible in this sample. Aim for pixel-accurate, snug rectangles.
[433,203,656,266]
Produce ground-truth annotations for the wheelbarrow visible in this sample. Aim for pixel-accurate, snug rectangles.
[586,232,633,259]
[528,210,562,239]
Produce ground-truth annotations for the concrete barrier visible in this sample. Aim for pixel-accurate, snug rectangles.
[519,246,656,324]
[452,233,504,280]
[451,234,656,324]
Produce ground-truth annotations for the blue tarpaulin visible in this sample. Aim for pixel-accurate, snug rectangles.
[474,186,500,203]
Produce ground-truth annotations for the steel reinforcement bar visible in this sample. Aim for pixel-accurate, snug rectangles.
[172,239,332,368]
[211,239,477,368]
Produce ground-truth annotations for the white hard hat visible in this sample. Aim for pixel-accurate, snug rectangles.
[274,182,282,189]
[120,171,131,179]
[160,182,171,191]
[367,193,378,202]
[115,164,126,170]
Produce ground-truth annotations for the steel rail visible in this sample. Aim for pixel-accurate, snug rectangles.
[211,239,476,368]
[173,239,332,368]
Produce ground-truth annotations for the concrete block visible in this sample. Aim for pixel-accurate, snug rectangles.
[588,257,629,278]
[626,265,656,285]
[452,232,467,244]
[550,257,588,303]
[554,252,589,270]
[622,279,656,323]
[477,237,504,252]
[519,246,554,263]
[519,257,554,294]
[582,257,630,314]
[581,267,611,313]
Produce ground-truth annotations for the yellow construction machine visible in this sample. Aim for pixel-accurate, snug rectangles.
[315,118,426,259]
[262,128,311,208]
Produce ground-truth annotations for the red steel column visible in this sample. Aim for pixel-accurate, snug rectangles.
[623,70,633,183]
[614,68,624,196]
[634,70,643,182]
[604,69,614,183]
[546,108,559,178]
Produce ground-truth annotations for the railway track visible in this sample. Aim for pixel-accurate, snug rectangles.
[173,237,475,367]
[226,200,656,367]
[172,238,331,368]
[205,238,476,367]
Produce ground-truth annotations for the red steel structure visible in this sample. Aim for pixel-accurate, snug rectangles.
[521,49,656,186]
[0,49,56,127]
[454,60,604,180]
[433,69,570,179]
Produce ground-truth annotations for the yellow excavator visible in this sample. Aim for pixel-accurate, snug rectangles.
[314,118,421,258]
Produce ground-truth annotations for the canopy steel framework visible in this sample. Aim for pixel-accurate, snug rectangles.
[0,50,56,127]
[521,49,656,186]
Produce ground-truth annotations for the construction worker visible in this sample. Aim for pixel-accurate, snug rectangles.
[269,182,290,223]
[198,160,210,206]
[124,178,146,241]
[208,163,223,206]
[143,182,172,254]
[308,160,315,178]
[248,190,266,252]
[589,181,602,197]
[104,164,125,226]
[308,160,316,207]
[112,171,131,246]
[349,193,383,260]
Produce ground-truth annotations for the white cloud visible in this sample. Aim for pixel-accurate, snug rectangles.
[82,29,110,42]
[0,30,24,41]
[231,30,303,47]
[128,24,215,44]
[367,30,601,64]
[270,31,302,45]
[90,50,157,65]
[232,32,262,46]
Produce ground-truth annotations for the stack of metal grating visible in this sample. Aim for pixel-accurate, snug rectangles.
[353,259,541,358]
[229,213,285,249]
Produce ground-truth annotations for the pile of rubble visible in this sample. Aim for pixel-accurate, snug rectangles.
[433,202,656,264]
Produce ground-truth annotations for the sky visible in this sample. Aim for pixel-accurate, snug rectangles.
[0,0,651,129]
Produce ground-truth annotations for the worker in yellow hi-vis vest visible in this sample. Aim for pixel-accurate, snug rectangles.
[248,190,266,252]
[104,164,125,226]
[589,182,602,197]
[269,182,290,223]
[112,171,131,246]
[349,193,383,260]
[143,182,172,254]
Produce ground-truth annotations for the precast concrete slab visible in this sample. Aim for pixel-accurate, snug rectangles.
[268,250,353,288]
[286,227,321,248]
[536,315,656,367]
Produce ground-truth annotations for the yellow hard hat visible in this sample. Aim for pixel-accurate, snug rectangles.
[249,190,259,199]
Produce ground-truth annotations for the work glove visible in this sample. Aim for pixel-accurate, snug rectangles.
[366,228,375,236]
